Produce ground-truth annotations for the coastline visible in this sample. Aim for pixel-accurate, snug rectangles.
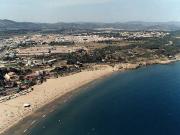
[0,55,180,135]
[0,66,114,135]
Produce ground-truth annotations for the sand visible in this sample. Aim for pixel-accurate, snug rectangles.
[0,66,113,134]
[1,55,180,134]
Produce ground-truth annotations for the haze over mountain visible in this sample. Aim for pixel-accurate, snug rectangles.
[1,19,180,32]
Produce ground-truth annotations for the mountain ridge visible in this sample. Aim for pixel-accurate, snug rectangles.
[1,19,180,31]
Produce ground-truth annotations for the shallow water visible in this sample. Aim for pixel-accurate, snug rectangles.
[29,62,180,135]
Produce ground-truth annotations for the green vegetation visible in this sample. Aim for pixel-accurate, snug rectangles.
[65,35,180,65]
[49,41,75,46]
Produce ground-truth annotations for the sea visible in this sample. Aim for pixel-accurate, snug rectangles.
[21,62,180,135]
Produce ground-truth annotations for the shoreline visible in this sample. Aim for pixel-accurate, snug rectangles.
[1,69,114,135]
[0,56,180,135]
[0,66,114,135]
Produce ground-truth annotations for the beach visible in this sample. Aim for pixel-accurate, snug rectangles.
[0,65,113,134]
[1,55,180,135]
[25,61,180,135]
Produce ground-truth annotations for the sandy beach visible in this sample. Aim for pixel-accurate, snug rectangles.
[1,55,180,135]
[0,66,113,134]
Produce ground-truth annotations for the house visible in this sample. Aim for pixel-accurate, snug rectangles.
[4,72,19,82]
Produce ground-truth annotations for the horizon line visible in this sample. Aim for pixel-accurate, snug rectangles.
[1,19,180,24]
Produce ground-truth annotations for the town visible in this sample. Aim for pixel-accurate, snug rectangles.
[0,30,179,103]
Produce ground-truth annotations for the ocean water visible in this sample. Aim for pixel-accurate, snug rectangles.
[29,62,180,135]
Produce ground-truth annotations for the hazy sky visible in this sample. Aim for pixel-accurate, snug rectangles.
[0,0,180,23]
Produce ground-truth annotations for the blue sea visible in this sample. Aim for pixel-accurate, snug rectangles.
[28,62,180,135]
